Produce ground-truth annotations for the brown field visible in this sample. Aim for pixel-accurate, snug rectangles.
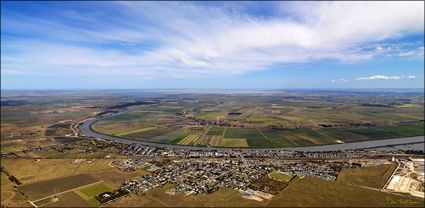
[1,159,148,187]
[18,174,98,200]
[195,135,208,146]
[177,134,200,145]
[106,185,266,207]
[222,138,249,147]
[337,163,398,189]
[250,174,289,195]
[208,135,223,147]
[266,177,423,207]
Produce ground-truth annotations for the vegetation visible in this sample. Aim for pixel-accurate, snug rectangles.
[268,171,295,182]
[267,177,424,207]
[337,164,398,189]
[18,174,98,200]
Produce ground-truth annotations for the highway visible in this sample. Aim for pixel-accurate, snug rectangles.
[79,112,425,152]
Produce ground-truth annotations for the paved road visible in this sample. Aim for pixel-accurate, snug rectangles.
[79,113,425,152]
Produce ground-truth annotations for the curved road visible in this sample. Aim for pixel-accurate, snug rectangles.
[79,113,424,152]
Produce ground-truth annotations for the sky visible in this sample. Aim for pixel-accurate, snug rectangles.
[1,1,424,89]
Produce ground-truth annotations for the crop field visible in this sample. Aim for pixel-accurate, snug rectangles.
[199,111,226,120]
[18,174,98,200]
[224,128,272,147]
[119,126,175,141]
[260,129,298,147]
[337,164,398,189]
[222,138,249,147]
[208,135,224,146]
[323,125,424,142]
[207,127,224,135]
[177,134,200,145]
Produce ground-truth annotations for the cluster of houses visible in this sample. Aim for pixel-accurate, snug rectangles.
[121,159,340,196]
[119,143,366,160]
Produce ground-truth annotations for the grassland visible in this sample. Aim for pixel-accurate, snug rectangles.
[1,173,11,187]
[42,191,90,207]
[75,182,114,206]
[337,164,398,189]
[267,177,424,207]
[268,171,295,182]
[198,111,226,120]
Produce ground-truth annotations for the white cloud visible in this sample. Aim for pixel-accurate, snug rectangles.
[356,75,401,80]
[408,75,416,79]
[331,79,347,83]
[397,47,425,57]
[1,1,424,78]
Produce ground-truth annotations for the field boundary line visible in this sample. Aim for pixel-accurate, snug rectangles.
[222,127,227,137]
[280,132,300,146]
[256,128,270,141]
[382,162,400,190]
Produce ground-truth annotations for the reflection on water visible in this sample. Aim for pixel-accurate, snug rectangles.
[372,143,424,151]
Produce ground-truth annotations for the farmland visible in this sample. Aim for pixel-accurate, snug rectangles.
[1,90,422,148]
[337,163,398,189]
[18,174,98,200]
[88,91,424,148]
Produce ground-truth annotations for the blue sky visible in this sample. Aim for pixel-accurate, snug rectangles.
[1,1,424,89]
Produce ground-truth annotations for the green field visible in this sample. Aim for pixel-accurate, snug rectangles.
[224,128,273,147]
[261,129,299,147]
[207,127,224,135]
[75,182,113,206]
[268,171,295,182]
[79,182,111,198]
[323,125,424,142]
[199,111,226,120]
[1,173,11,187]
